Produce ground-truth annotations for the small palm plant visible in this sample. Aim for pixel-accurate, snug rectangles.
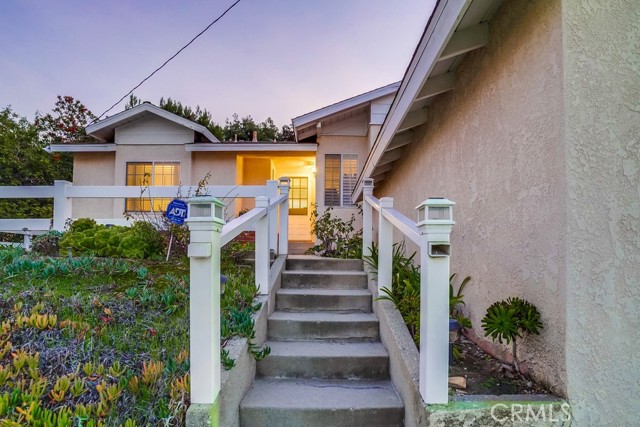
[481,297,543,373]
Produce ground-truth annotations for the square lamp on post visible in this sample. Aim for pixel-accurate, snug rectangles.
[416,198,455,257]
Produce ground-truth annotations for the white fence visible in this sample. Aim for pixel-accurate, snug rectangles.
[0,179,285,252]
[361,178,454,405]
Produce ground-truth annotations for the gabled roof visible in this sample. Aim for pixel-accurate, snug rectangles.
[85,102,220,143]
[353,0,502,201]
[292,82,400,141]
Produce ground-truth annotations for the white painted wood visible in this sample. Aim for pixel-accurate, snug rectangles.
[387,133,414,151]
[278,178,290,252]
[186,215,224,404]
[0,219,51,233]
[185,143,318,152]
[116,116,194,145]
[378,148,406,167]
[267,180,278,254]
[220,208,267,246]
[362,179,374,257]
[378,197,394,296]
[47,144,116,153]
[254,196,270,295]
[415,72,456,102]
[0,186,55,198]
[364,194,381,212]
[438,22,489,61]
[53,180,72,231]
[381,208,421,246]
[64,185,267,198]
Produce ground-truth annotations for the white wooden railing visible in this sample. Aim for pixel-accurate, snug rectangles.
[361,177,454,405]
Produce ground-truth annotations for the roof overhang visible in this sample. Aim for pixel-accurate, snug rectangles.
[292,82,400,141]
[353,0,501,201]
[46,144,116,153]
[85,103,220,143]
[185,143,318,152]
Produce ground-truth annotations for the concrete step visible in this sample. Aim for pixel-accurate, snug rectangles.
[268,311,379,341]
[281,270,368,289]
[276,288,372,312]
[257,341,389,379]
[240,378,403,427]
[286,255,364,271]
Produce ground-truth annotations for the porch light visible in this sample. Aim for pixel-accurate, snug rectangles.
[187,196,225,225]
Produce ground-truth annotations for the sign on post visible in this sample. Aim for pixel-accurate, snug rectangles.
[166,199,188,225]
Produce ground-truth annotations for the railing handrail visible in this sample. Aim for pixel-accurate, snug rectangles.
[380,208,421,246]
[220,206,267,246]
[364,194,381,212]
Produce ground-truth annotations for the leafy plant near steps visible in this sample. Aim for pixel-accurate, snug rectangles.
[365,242,473,352]
[306,205,362,259]
[481,297,543,373]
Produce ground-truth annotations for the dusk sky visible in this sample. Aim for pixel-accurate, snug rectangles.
[0,1,436,127]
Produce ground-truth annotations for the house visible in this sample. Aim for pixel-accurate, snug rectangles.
[341,0,636,425]
[49,84,399,242]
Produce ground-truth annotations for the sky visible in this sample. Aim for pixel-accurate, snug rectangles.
[0,0,436,127]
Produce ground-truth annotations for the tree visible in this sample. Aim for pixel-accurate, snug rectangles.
[0,107,71,218]
[159,97,224,140]
[278,124,296,141]
[35,95,97,145]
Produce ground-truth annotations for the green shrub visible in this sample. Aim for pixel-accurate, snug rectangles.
[306,205,362,259]
[59,219,165,259]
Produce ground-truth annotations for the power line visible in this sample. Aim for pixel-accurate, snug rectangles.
[93,0,242,123]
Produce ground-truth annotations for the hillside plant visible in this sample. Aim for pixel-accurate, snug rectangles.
[481,297,543,373]
[306,205,362,259]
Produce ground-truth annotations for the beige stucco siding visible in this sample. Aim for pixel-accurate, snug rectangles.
[378,0,567,394]
[72,152,116,219]
[562,1,640,425]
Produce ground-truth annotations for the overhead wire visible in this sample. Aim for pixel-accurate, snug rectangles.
[91,0,242,124]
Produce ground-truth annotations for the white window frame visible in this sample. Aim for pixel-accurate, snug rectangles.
[324,153,358,207]
[125,161,180,212]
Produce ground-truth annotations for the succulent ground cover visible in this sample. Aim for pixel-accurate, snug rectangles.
[0,244,261,426]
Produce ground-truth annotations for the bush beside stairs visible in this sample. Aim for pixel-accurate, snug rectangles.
[240,255,404,427]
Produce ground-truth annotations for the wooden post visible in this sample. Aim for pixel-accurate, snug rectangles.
[266,180,278,256]
[362,178,374,258]
[378,197,394,296]
[53,180,72,231]
[255,196,270,295]
[278,177,290,256]
[186,197,226,405]
[416,198,455,404]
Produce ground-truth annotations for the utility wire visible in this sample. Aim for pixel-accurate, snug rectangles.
[92,0,241,123]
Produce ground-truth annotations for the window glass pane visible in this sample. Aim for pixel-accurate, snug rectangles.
[126,162,178,212]
[324,154,341,206]
[289,176,308,215]
[342,154,358,207]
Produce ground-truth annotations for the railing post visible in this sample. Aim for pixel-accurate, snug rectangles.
[416,198,455,404]
[186,196,226,409]
[266,180,278,256]
[53,180,72,231]
[362,178,374,257]
[255,196,270,295]
[23,232,33,252]
[378,197,394,296]
[278,177,290,256]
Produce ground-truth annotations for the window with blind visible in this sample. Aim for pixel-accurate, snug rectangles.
[125,162,180,212]
[324,154,358,207]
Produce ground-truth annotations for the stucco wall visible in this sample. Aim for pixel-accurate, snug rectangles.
[562,1,640,425]
[378,0,567,394]
[72,152,116,218]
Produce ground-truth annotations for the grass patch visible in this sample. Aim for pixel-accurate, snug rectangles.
[0,244,263,426]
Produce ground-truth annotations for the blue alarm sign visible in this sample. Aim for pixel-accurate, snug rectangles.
[166,199,188,225]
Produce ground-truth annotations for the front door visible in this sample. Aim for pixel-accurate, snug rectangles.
[288,177,311,241]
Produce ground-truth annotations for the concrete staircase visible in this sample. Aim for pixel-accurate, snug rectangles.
[240,255,404,427]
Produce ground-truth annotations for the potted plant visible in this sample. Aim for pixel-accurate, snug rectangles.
[481,297,543,373]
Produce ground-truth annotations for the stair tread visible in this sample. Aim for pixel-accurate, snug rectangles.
[264,340,388,358]
[241,378,402,409]
[277,288,371,296]
[283,269,366,275]
[269,311,378,322]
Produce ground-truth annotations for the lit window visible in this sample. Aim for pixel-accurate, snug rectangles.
[126,162,180,212]
[289,177,309,215]
[324,154,357,207]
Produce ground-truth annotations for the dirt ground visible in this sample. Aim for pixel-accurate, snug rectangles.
[449,336,550,396]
